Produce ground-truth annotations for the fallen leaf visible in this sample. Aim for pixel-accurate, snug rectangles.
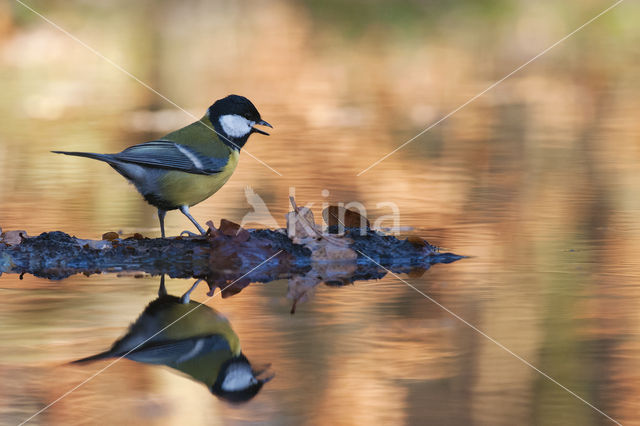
[287,197,352,249]
[322,205,370,230]
[286,206,320,242]
[102,232,119,241]
[219,219,241,236]
[287,273,321,314]
[217,219,250,241]
[407,235,427,247]
[1,230,28,246]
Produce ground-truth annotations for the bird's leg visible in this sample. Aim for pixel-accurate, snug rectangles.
[181,279,203,304]
[179,205,207,235]
[158,274,167,297]
[158,209,167,238]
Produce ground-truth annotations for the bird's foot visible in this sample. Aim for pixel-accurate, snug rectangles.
[180,279,203,304]
[179,230,206,238]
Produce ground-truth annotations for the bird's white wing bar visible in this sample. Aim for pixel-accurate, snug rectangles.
[174,143,204,170]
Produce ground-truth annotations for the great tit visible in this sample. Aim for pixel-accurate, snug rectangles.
[73,276,272,403]
[53,95,272,237]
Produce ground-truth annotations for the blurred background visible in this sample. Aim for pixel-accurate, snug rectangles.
[1,0,639,424]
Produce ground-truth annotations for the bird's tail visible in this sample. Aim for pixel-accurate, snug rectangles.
[52,151,113,163]
[70,350,114,364]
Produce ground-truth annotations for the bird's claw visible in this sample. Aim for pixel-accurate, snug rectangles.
[180,230,203,238]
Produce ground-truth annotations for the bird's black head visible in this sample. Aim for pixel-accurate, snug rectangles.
[207,95,272,150]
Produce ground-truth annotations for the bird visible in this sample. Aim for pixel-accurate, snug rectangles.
[53,95,272,237]
[72,276,273,403]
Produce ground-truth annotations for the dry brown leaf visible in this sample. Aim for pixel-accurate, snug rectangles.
[1,230,27,246]
[286,206,320,242]
[407,235,427,247]
[102,232,119,241]
[218,219,251,241]
[219,219,241,236]
[322,205,370,229]
[287,197,352,250]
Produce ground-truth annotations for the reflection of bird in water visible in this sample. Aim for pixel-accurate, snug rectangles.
[239,186,280,230]
[73,276,272,403]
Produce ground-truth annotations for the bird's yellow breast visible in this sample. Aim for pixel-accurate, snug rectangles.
[158,150,239,208]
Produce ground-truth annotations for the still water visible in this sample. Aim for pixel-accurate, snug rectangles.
[1,1,640,425]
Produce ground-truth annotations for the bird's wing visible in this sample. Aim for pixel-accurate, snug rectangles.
[125,335,232,365]
[113,141,228,175]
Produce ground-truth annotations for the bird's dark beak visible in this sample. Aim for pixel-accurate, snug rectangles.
[252,120,272,136]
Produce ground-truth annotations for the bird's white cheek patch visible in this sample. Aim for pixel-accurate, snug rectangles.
[221,364,257,391]
[219,114,253,138]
